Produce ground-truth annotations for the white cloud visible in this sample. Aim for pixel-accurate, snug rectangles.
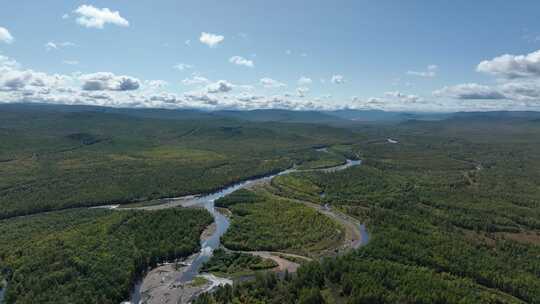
[229,56,254,67]
[0,71,33,91]
[331,74,345,84]
[148,93,182,105]
[45,42,57,51]
[298,76,312,86]
[500,81,540,101]
[45,41,76,51]
[285,50,292,55]
[0,55,18,68]
[0,70,66,93]
[260,78,286,88]
[185,40,191,47]
[384,91,422,103]
[433,83,506,100]
[182,75,209,85]
[62,14,70,20]
[200,32,224,48]
[146,80,168,88]
[174,63,193,71]
[63,60,79,65]
[297,87,309,97]
[434,50,540,105]
[477,49,540,78]
[73,5,129,29]
[237,93,263,102]
[206,80,233,93]
[6,47,539,112]
[349,97,386,109]
[80,72,140,91]
[407,64,438,78]
[0,27,14,44]
[184,91,219,105]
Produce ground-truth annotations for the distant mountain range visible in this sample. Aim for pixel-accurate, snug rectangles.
[1,103,539,124]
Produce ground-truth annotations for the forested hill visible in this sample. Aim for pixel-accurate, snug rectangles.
[196,114,540,304]
[3,103,539,125]
[0,104,359,218]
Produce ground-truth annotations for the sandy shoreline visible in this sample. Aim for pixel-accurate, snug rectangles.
[130,256,232,304]
[127,221,230,304]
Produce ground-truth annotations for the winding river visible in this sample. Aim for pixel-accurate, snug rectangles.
[0,153,367,304]
[129,157,366,303]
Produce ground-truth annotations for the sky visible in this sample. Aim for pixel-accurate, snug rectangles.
[1,1,540,112]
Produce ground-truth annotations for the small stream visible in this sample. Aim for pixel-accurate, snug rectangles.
[129,158,364,303]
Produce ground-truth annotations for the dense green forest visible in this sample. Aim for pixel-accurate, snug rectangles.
[0,105,356,218]
[2,105,540,303]
[201,249,278,277]
[196,116,540,303]
[217,189,344,256]
[0,208,212,304]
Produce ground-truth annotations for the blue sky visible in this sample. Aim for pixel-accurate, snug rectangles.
[1,1,540,111]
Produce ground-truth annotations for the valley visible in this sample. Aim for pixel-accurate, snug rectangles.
[0,105,539,304]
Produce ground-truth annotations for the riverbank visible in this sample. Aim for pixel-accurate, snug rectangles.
[127,155,366,304]
[128,257,232,304]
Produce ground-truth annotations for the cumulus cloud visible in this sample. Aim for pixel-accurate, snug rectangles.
[0,27,14,44]
[200,32,224,48]
[384,91,422,103]
[206,80,233,93]
[0,54,245,110]
[229,56,254,67]
[237,93,263,102]
[0,55,18,68]
[433,83,506,100]
[182,75,210,85]
[260,78,286,88]
[146,80,168,88]
[297,87,309,97]
[477,50,540,79]
[500,81,540,101]
[74,5,129,29]
[432,50,540,106]
[0,57,66,93]
[11,51,532,112]
[331,74,345,84]
[407,65,438,78]
[46,41,76,51]
[80,91,112,100]
[348,96,386,109]
[80,72,140,91]
[0,71,32,91]
[298,76,312,86]
[184,91,219,105]
[173,63,193,71]
[148,93,182,105]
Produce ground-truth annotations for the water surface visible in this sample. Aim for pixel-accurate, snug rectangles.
[130,157,364,302]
